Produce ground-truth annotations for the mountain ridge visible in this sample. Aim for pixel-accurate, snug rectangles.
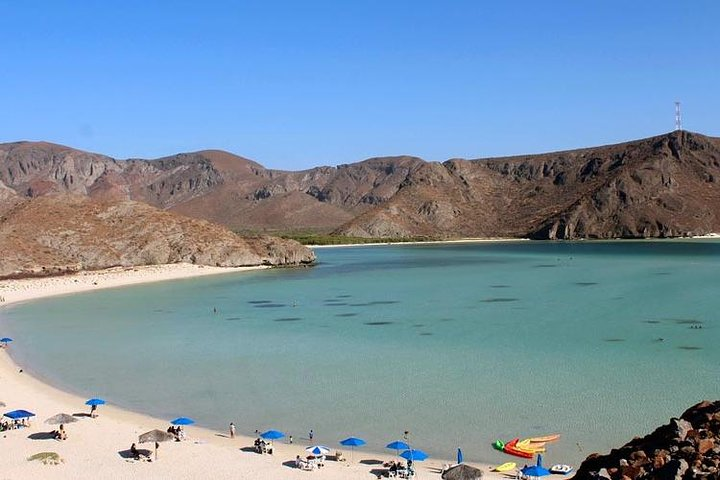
[2,131,720,239]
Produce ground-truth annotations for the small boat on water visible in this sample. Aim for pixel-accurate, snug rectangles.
[498,438,534,459]
[529,434,561,443]
[550,464,573,475]
[515,439,546,453]
[492,462,517,472]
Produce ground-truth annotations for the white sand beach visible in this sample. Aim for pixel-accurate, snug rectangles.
[0,264,504,479]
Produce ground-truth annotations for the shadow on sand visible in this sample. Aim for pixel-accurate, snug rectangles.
[117,448,152,459]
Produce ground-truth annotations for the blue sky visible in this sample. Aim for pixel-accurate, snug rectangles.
[1,1,718,169]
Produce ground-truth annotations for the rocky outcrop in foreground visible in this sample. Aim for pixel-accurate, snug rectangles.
[574,401,720,480]
[0,195,315,278]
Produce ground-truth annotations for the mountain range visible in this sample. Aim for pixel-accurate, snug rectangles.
[2,130,720,240]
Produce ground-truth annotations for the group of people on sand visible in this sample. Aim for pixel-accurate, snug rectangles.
[167,425,187,441]
[383,459,414,478]
[295,454,326,470]
[0,418,30,431]
[254,437,274,454]
[51,424,68,440]
[129,443,151,461]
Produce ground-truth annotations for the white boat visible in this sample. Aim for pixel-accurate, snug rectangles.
[550,464,573,475]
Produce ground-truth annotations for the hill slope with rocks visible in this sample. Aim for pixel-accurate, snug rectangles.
[2,131,720,239]
[574,400,720,480]
[0,195,315,278]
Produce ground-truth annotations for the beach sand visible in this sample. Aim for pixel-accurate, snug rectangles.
[0,263,503,479]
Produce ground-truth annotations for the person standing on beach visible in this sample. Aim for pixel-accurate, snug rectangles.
[90,404,97,418]
[229,422,235,438]
[289,435,293,444]
[309,429,313,441]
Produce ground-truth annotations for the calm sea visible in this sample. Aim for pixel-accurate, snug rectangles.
[2,241,719,465]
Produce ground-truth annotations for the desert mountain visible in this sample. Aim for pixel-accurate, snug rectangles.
[0,195,315,278]
[2,131,720,239]
[340,131,720,239]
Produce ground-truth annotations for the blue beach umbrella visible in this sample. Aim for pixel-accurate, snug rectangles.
[4,409,35,419]
[306,445,330,456]
[522,457,551,479]
[341,437,366,447]
[0,337,12,344]
[386,440,410,455]
[85,398,106,406]
[170,417,195,426]
[457,448,463,464]
[400,449,429,462]
[340,437,367,462]
[260,429,285,440]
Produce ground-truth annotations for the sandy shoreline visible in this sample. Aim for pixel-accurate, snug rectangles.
[0,263,503,479]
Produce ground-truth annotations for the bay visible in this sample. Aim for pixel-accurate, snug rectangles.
[2,240,719,464]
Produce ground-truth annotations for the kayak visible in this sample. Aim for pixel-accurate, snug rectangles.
[529,434,561,443]
[503,438,534,459]
[550,464,573,475]
[516,439,546,453]
[493,462,517,472]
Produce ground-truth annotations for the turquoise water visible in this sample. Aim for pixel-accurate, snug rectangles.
[2,241,720,465]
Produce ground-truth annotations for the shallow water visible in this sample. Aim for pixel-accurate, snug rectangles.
[3,240,720,465]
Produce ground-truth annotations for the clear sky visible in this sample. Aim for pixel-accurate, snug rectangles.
[1,1,718,169]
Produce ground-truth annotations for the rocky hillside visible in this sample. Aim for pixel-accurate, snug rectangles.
[0,195,315,278]
[573,400,720,480]
[2,131,720,239]
[0,141,424,233]
[338,131,720,239]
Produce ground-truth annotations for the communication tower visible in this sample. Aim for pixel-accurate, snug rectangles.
[675,102,682,131]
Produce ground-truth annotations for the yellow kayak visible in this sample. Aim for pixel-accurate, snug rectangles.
[493,462,517,472]
[528,434,561,443]
[516,445,546,454]
[513,439,546,453]
[517,439,545,449]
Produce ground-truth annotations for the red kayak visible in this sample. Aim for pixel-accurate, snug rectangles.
[504,438,534,459]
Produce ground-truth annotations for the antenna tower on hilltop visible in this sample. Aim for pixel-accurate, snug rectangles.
[675,101,682,131]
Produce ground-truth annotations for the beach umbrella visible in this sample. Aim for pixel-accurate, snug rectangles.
[400,449,429,462]
[457,448,464,464]
[3,409,35,419]
[0,337,12,345]
[139,429,175,460]
[340,437,366,462]
[521,462,550,479]
[306,445,330,456]
[170,417,195,426]
[386,440,410,456]
[259,429,285,440]
[442,463,484,480]
[85,398,106,417]
[45,413,78,425]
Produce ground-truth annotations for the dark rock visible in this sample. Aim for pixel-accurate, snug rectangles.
[573,402,720,480]
[650,459,687,480]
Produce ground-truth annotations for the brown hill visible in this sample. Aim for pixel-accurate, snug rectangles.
[338,131,720,239]
[2,131,720,239]
[0,195,315,278]
[0,142,424,233]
